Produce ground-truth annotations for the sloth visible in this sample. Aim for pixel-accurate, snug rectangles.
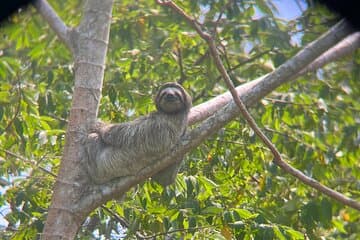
[85,82,192,186]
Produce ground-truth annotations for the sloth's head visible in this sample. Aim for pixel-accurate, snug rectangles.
[155,82,192,114]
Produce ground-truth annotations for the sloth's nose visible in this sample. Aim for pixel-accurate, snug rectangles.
[164,93,177,101]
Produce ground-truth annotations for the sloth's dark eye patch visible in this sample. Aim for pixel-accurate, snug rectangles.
[159,88,183,103]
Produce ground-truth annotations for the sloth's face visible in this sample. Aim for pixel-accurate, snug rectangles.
[157,87,186,114]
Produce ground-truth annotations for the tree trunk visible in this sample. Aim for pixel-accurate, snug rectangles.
[33,0,359,237]
[40,0,114,239]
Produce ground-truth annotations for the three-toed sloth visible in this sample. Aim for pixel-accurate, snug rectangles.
[85,82,192,186]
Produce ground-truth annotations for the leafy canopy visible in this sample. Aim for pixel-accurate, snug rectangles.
[0,0,359,239]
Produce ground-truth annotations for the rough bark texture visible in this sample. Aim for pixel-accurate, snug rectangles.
[40,0,113,239]
[33,0,360,237]
[77,21,358,211]
[188,24,359,126]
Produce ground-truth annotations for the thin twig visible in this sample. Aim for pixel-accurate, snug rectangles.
[1,149,57,178]
[263,127,314,150]
[80,8,357,212]
[140,225,217,239]
[214,48,273,83]
[48,113,69,124]
[188,24,357,126]
[4,79,22,133]
[157,1,360,211]
[101,206,147,239]
[174,42,187,84]
[193,49,210,66]
[264,97,313,106]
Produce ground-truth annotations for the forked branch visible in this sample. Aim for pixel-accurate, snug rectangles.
[33,0,71,49]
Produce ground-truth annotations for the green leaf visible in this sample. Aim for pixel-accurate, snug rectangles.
[319,198,332,227]
[14,118,24,136]
[273,226,286,240]
[284,228,305,239]
[234,209,258,220]
[332,219,347,234]
[0,91,10,103]
[202,206,223,215]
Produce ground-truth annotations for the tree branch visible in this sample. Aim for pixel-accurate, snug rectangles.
[0,149,57,178]
[4,79,21,133]
[80,15,359,211]
[33,0,71,49]
[157,1,360,211]
[188,29,360,125]
[297,31,360,75]
[101,206,147,239]
[41,0,114,237]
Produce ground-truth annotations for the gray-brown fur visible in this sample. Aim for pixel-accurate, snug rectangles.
[85,82,192,186]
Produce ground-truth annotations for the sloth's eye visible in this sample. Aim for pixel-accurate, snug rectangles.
[160,88,182,102]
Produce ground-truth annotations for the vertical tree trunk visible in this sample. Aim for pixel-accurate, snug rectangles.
[41,0,114,239]
[33,0,358,237]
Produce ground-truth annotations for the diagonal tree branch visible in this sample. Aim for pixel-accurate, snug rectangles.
[188,30,360,125]
[156,1,360,211]
[80,13,360,211]
[33,0,71,49]
[297,31,360,75]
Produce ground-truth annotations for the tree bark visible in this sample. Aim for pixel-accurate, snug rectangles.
[39,0,114,239]
[189,26,359,125]
[76,20,358,211]
[33,0,360,237]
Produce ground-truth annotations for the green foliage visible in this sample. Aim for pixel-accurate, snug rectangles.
[0,0,359,239]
